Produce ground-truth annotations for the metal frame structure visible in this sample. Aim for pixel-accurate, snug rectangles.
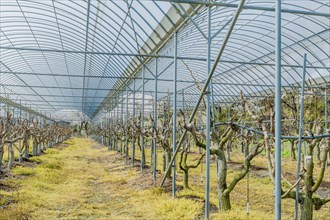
[1,1,329,219]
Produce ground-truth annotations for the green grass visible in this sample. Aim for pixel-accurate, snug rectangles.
[44,148,60,155]
[12,166,36,176]
[40,161,63,170]
[0,195,10,206]
[28,157,42,163]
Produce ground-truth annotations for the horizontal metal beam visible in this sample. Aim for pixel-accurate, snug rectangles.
[2,69,330,85]
[0,96,54,121]
[214,122,330,139]
[157,0,330,17]
[1,47,329,70]
[0,46,205,61]
[21,104,100,107]
[2,72,328,93]
[0,84,110,91]
[4,84,327,99]
[7,94,107,99]
[20,98,157,103]
[0,71,274,87]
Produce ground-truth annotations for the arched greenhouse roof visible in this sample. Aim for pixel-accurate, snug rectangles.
[0,0,329,120]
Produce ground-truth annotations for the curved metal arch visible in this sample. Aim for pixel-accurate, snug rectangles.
[76,2,173,84]
[176,42,280,99]
[179,4,328,59]
[15,1,89,38]
[1,26,146,97]
[1,31,83,51]
[168,26,328,103]
[1,0,329,118]
[100,0,165,52]
[142,39,276,102]
[180,11,328,64]
[2,0,161,65]
[208,18,328,82]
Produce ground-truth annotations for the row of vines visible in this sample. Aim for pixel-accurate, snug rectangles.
[0,111,71,172]
[0,87,328,219]
[93,88,329,220]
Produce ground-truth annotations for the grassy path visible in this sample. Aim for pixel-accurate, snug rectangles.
[0,138,329,220]
[0,138,201,220]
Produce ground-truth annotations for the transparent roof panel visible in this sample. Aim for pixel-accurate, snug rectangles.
[0,0,329,119]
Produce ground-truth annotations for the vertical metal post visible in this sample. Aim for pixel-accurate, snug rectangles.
[294,54,307,220]
[116,94,119,151]
[153,58,158,181]
[107,113,109,146]
[132,79,136,166]
[19,100,22,121]
[120,91,124,155]
[117,94,120,151]
[214,82,219,177]
[112,103,115,150]
[112,102,115,148]
[205,4,211,219]
[172,31,178,197]
[182,89,185,112]
[109,102,112,148]
[101,117,104,144]
[110,100,113,150]
[141,66,145,170]
[125,85,129,161]
[114,99,117,150]
[325,87,328,129]
[275,0,282,219]
[19,100,22,153]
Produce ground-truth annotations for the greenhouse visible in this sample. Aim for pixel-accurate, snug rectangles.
[0,0,329,219]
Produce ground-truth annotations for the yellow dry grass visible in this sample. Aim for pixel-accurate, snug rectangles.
[0,138,329,220]
[134,143,330,220]
[0,138,200,219]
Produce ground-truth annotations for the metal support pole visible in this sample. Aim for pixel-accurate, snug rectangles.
[325,87,328,128]
[101,117,104,145]
[112,104,115,150]
[294,53,307,220]
[125,85,129,161]
[132,79,136,166]
[109,102,112,149]
[205,4,211,219]
[108,112,111,147]
[120,91,124,155]
[160,0,246,187]
[141,66,145,170]
[114,99,117,150]
[153,58,158,181]
[172,31,178,197]
[116,94,119,151]
[275,1,282,219]
[19,100,22,121]
[182,89,185,112]
[19,100,23,154]
[110,101,113,150]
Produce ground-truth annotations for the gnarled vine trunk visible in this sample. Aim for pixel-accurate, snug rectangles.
[0,145,4,171]
[217,148,230,211]
[7,143,14,170]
